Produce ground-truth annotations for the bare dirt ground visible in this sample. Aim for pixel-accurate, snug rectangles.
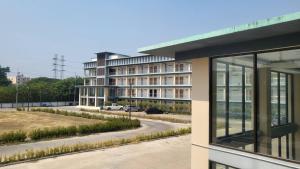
[0,111,102,134]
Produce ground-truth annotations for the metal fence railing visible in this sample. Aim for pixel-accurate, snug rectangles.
[0,101,78,108]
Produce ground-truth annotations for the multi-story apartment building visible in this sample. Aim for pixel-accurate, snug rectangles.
[139,12,300,169]
[78,52,192,108]
[8,72,31,85]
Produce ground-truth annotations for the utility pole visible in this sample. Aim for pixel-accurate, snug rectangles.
[15,83,18,109]
[39,88,42,106]
[60,55,65,79]
[69,87,71,102]
[15,72,19,110]
[53,54,58,79]
[27,86,30,111]
[73,74,77,105]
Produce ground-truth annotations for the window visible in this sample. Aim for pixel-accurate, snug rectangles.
[211,54,254,151]
[97,68,105,76]
[257,50,294,160]
[175,76,184,85]
[117,88,125,96]
[149,65,158,73]
[127,78,135,85]
[109,68,116,75]
[164,76,173,85]
[211,48,300,162]
[98,87,104,97]
[128,67,135,74]
[109,78,116,85]
[97,57,105,66]
[149,77,158,85]
[97,78,104,85]
[88,88,95,96]
[176,63,184,72]
[210,161,239,169]
[149,89,157,97]
[127,89,135,97]
[175,89,184,98]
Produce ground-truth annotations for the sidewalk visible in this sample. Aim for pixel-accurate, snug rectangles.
[2,135,191,169]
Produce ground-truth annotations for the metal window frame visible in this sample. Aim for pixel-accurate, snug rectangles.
[209,46,300,164]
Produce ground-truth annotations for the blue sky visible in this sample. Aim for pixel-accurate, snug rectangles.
[1,0,300,78]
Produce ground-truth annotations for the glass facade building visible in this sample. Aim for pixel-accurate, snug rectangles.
[139,11,300,169]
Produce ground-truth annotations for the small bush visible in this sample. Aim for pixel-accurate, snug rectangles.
[78,118,140,135]
[28,126,77,140]
[145,107,163,114]
[16,107,25,111]
[0,131,26,143]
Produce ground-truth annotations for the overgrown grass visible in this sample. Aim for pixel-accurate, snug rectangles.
[0,127,191,165]
[0,131,26,144]
[80,108,191,124]
[0,108,141,143]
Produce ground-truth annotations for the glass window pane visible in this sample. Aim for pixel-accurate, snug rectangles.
[212,54,254,152]
[257,48,300,161]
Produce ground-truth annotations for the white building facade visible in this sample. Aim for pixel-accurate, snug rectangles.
[8,73,31,85]
[78,52,192,108]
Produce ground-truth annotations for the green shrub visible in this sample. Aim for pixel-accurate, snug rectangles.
[28,126,77,140]
[0,131,26,143]
[78,118,140,135]
[16,107,25,111]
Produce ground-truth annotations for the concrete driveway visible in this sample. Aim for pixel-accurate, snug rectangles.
[2,135,191,169]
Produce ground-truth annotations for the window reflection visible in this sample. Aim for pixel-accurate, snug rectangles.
[211,48,300,162]
[258,50,297,160]
[210,161,239,169]
[212,54,254,151]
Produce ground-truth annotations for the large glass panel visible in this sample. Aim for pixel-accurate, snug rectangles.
[212,54,254,151]
[210,161,239,169]
[257,48,300,161]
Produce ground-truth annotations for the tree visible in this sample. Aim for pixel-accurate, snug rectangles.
[0,76,83,103]
[0,65,11,86]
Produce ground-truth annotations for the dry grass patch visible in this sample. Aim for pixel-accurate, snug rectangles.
[0,111,102,134]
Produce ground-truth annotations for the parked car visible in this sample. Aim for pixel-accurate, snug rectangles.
[145,107,163,114]
[103,103,124,110]
[124,106,141,112]
[41,103,51,107]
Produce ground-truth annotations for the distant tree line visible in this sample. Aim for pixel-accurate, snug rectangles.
[0,65,83,103]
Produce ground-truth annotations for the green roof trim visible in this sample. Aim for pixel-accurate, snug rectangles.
[138,11,300,53]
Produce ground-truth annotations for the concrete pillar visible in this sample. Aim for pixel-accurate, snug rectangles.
[191,58,209,169]
[78,88,81,106]
[173,62,176,72]
[258,68,272,155]
[94,87,97,107]
[86,88,89,106]
[293,75,300,160]
[104,87,109,104]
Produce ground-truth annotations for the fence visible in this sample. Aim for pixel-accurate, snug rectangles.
[0,101,78,108]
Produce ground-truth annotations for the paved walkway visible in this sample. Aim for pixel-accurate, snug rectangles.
[2,135,191,169]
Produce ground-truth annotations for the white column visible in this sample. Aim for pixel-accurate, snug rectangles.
[94,87,97,107]
[78,88,81,106]
[86,88,89,106]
